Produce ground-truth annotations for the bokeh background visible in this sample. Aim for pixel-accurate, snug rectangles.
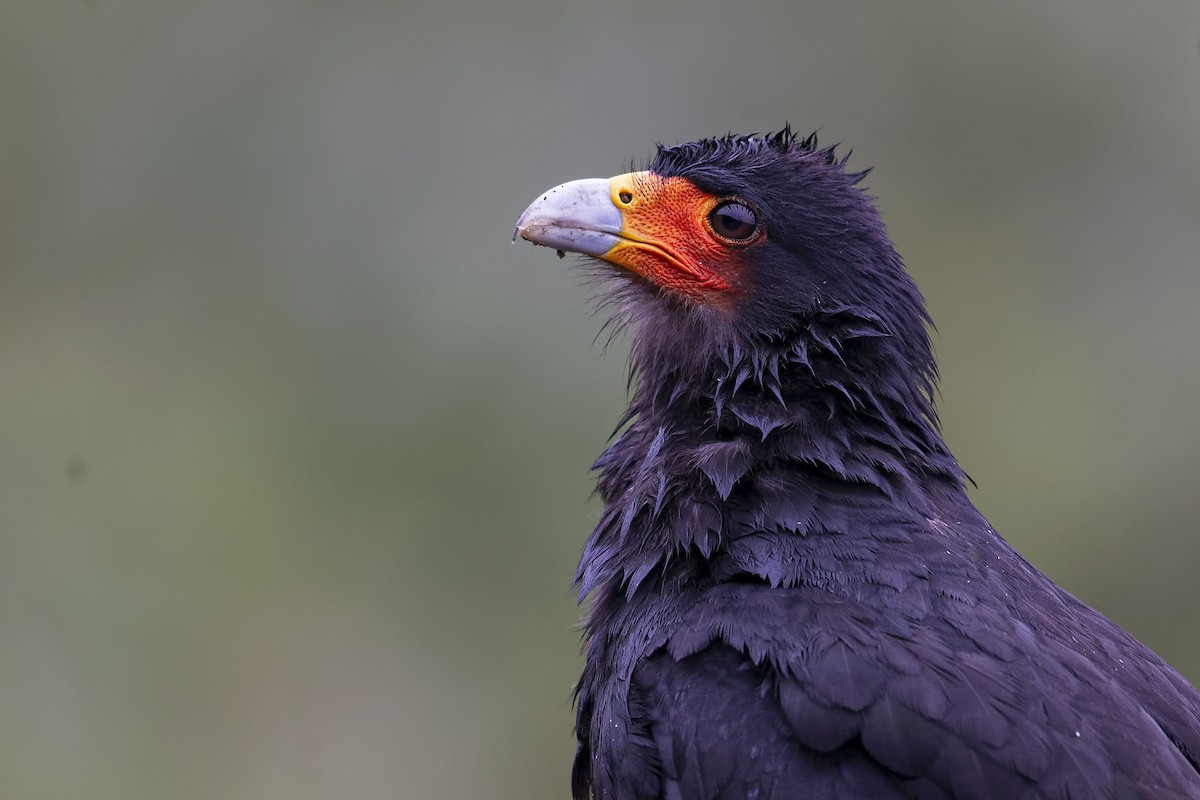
[2,1,1199,798]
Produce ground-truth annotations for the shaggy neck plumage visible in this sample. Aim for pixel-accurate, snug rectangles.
[574,128,968,614]
[576,298,964,606]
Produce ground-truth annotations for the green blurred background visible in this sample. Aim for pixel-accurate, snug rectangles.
[2,1,1199,798]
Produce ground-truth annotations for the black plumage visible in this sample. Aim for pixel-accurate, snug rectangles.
[515,129,1200,799]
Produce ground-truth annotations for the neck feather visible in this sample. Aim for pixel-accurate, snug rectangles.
[577,304,964,603]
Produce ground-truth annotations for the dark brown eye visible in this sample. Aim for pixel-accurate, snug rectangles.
[707,200,758,241]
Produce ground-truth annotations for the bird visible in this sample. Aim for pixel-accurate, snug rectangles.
[513,128,1200,799]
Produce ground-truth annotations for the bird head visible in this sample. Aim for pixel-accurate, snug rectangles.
[515,129,942,453]
[516,129,933,376]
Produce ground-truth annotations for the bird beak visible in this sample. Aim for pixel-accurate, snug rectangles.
[512,178,623,258]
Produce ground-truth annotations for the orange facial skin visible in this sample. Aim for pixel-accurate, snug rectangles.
[602,172,764,305]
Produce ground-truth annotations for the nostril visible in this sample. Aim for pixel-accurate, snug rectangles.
[618,190,633,204]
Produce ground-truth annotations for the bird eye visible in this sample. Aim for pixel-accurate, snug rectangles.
[707,200,759,242]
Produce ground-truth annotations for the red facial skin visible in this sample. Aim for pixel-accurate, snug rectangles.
[602,172,764,307]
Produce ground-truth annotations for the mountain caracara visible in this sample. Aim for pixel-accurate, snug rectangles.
[514,129,1200,799]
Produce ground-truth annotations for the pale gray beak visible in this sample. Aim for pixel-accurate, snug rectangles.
[513,178,623,257]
